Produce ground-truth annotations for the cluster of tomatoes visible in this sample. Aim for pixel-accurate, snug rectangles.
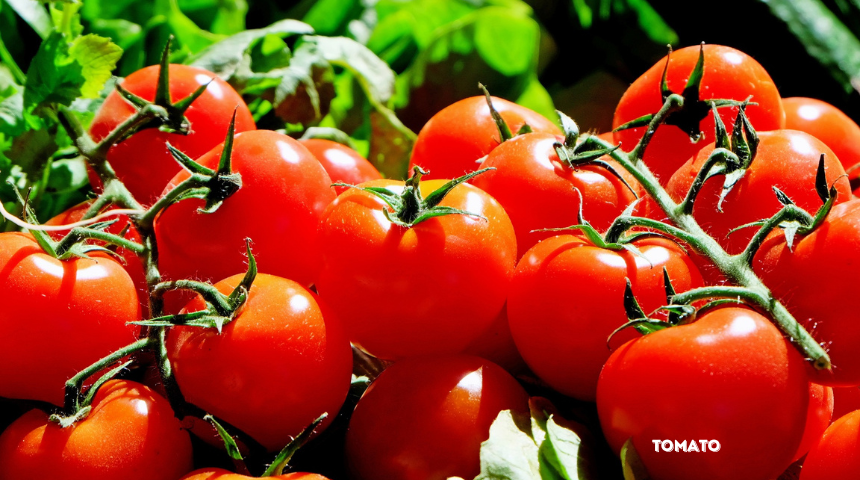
[2,42,860,480]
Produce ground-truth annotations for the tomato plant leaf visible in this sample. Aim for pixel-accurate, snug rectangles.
[620,438,650,480]
[24,32,85,110]
[543,415,596,480]
[475,409,542,480]
[5,0,51,39]
[68,34,123,99]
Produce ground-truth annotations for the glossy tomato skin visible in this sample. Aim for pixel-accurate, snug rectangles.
[166,273,352,451]
[832,387,860,421]
[299,139,381,195]
[793,383,834,462]
[472,132,642,255]
[614,45,784,185]
[0,232,141,405]
[597,307,809,480]
[508,234,703,401]
[801,410,860,480]
[409,96,561,180]
[753,199,860,386]
[316,179,517,360]
[783,97,860,171]
[155,130,336,311]
[345,354,529,480]
[47,201,149,315]
[462,306,527,374]
[90,64,255,205]
[0,380,193,480]
[180,468,329,480]
[666,130,852,254]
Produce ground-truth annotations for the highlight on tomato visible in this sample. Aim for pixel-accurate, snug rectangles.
[783,97,860,171]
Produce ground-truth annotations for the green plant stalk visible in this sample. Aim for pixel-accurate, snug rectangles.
[593,93,830,369]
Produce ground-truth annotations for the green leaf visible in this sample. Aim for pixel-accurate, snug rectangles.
[157,0,224,53]
[515,77,557,127]
[269,40,334,125]
[5,0,51,38]
[68,34,123,99]
[623,0,678,45]
[0,88,24,137]
[303,0,363,36]
[543,416,595,480]
[46,157,88,194]
[476,409,542,480]
[308,35,396,105]
[760,0,860,94]
[208,0,247,35]
[87,19,144,51]
[24,32,85,110]
[620,439,650,480]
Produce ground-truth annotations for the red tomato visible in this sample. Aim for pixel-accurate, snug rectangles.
[90,64,256,205]
[793,383,834,462]
[46,201,149,315]
[801,409,860,480]
[0,380,193,480]
[316,179,517,360]
[753,199,860,386]
[409,96,561,180]
[832,387,860,421]
[471,132,642,255]
[508,234,703,401]
[597,307,809,480]
[0,232,141,405]
[462,306,527,374]
[666,130,852,254]
[155,130,336,312]
[613,45,785,185]
[783,97,860,171]
[345,354,529,480]
[166,273,352,451]
[180,468,329,480]
[299,139,381,195]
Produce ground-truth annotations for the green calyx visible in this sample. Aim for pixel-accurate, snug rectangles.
[114,36,212,138]
[613,43,752,141]
[336,166,490,228]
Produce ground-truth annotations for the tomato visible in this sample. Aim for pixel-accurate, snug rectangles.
[180,468,329,480]
[0,232,141,405]
[753,199,860,386]
[597,307,809,480]
[472,132,642,255]
[298,139,381,195]
[155,130,336,312]
[508,234,702,401]
[46,201,149,315]
[166,273,352,451]
[409,96,561,180]
[666,130,852,255]
[832,387,860,421]
[793,383,834,462]
[0,380,192,480]
[783,97,860,171]
[90,64,256,205]
[316,179,517,360]
[462,306,527,374]
[801,409,860,480]
[613,45,785,185]
[345,354,529,480]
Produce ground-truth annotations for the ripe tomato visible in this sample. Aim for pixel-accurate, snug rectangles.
[666,130,852,254]
[0,380,193,480]
[472,132,642,255]
[613,45,784,185]
[298,139,381,195]
[166,273,352,451]
[316,179,517,360]
[345,354,529,480]
[155,130,336,311]
[409,96,560,180]
[46,201,149,315]
[783,97,860,171]
[753,199,860,386]
[508,234,703,401]
[832,387,860,421]
[794,383,834,462]
[90,64,256,205]
[0,232,141,405]
[597,307,809,480]
[462,306,527,374]
[180,469,329,480]
[801,409,860,480]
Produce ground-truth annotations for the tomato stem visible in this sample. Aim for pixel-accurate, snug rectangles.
[261,414,327,477]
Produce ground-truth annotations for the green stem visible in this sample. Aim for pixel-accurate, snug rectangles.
[627,93,684,163]
[151,280,233,316]
[740,205,813,266]
[670,285,769,306]
[678,148,736,215]
[55,228,145,255]
[92,104,168,159]
[0,37,26,84]
[137,174,209,229]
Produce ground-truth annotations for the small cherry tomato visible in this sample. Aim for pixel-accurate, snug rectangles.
[597,307,809,480]
[801,409,860,480]
[783,97,860,171]
[614,45,785,185]
[345,354,529,480]
[508,234,702,401]
[298,139,382,195]
[409,96,560,180]
[90,64,256,205]
[0,380,193,480]
[180,468,329,480]
[166,273,352,451]
[0,232,140,405]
